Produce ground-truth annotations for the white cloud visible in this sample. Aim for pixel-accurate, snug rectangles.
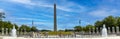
[56,0,86,12]
[4,16,48,25]
[88,0,120,18]
[17,18,46,21]
[89,8,120,17]
[6,0,86,12]
[10,0,35,5]
[0,9,4,12]
[41,13,70,19]
[64,14,70,17]
[57,6,72,12]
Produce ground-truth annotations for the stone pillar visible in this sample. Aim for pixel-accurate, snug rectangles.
[89,28,91,34]
[116,27,119,34]
[112,27,115,34]
[21,29,23,35]
[100,27,102,34]
[96,27,99,34]
[9,28,11,35]
[72,32,77,37]
[6,28,8,35]
[2,28,4,35]
[32,32,35,38]
[46,32,48,38]
[92,28,95,34]
[17,28,19,35]
[108,27,111,34]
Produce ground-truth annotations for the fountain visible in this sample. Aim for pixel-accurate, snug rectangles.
[11,26,17,37]
[102,24,107,37]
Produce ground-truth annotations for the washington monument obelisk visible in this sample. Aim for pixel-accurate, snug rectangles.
[54,0,57,31]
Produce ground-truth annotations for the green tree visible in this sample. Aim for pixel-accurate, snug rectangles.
[4,21,13,28]
[95,21,103,27]
[40,29,51,32]
[84,25,94,32]
[31,26,38,32]
[94,16,117,32]
[19,25,31,32]
[58,30,64,32]
[74,26,82,32]
[116,17,120,26]
[103,16,116,27]
[14,24,18,29]
[116,17,120,31]
[65,29,74,32]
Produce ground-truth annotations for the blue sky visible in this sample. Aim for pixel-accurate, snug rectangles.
[0,0,120,30]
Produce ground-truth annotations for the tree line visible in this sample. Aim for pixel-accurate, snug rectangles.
[0,11,38,32]
[74,16,120,32]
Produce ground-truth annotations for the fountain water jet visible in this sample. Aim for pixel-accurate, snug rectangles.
[102,24,107,37]
[11,26,17,37]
